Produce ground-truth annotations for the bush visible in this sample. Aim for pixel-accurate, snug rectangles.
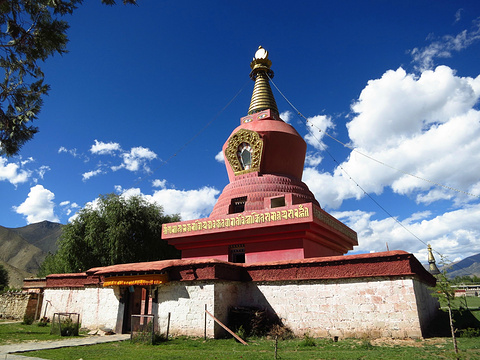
[51,315,80,336]
[37,317,49,327]
[299,332,316,347]
[459,328,480,338]
[22,315,34,325]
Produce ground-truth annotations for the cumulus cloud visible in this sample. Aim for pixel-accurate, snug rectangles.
[13,185,59,224]
[303,65,480,210]
[410,17,480,71]
[335,203,480,264]
[215,150,225,163]
[113,185,220,221]
[90,140,121,155]
[112,146,157,172]
[0,157,31,186]
[280,110,293,124]
[304,114,334,151]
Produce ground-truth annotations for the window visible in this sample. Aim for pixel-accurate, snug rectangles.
[237,142,252,170]
[229,244,245,263]
[230,196,247,214]
[271,196,286,208]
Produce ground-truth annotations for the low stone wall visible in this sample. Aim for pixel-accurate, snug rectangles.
[0,292,31,320]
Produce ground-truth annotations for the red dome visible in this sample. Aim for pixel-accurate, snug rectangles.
[210,110,320,217]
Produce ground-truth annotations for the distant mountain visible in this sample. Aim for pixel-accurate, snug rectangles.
[445,253,480,279]
[0,221,62,288]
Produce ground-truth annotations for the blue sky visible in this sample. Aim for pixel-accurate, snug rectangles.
[1,0,480,265]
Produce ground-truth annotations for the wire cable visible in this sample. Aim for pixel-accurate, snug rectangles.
[268,75,478,277]
[131,79,250,188]
[268,76,480,200]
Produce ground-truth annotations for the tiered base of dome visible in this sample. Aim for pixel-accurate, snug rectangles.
[209,172,320,218]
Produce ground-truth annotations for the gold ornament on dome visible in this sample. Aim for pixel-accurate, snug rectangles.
[225,129,263,175]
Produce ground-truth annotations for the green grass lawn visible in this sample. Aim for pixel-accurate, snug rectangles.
[0,322,71,345]
[450,296,480,309]
[24,336,480,360]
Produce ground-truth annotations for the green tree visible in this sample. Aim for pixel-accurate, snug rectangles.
[0,263,8,291]
[433,267,459,359]
[39,194,180,276]
[0,0,136,156]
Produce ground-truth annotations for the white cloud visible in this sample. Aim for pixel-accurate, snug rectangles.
[151,186,220,220]
[410,18,480,71]
[0,157,31,186]
[304,114,334,151]
[36,165,50,180]
[280,110,293,124]
[454,9,463,24]
[113,146,157,172]
[82,169,103,181]
[303,66,480,210]
[58,146,79,157]
[113,185,220,221]
[90,140,121,155]
[152,179,167,188]
[215,150,225,163]
[13,185,59,224]
[336,203,480,264]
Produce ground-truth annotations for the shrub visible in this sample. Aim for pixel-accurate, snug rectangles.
[299,332,316,347]
[22,314,34,325]
[459,328,480,338]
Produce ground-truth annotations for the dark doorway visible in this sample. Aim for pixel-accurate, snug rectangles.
[122,286,150,333]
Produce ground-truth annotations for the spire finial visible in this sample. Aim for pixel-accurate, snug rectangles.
[248,46,278,115]
[427,244,441,275]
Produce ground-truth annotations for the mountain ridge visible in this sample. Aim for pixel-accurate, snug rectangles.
[0,221,63,288]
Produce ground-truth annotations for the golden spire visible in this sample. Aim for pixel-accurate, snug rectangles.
[248,46,279,116]
[427,244,441,275]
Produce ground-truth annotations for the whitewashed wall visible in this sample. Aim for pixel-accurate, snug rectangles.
[155,281,216,338]
[42,276,438,339]
[41,286,120,331]
[237,277,437,338]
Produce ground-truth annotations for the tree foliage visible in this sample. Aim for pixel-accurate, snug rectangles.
[0,263,8,291]
[39,193,180,276]
[0,0,137,156]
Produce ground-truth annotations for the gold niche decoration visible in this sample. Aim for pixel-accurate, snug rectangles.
[225,129,263,175]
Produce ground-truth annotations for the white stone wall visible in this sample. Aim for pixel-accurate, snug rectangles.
[42,287,120,331]
[154,281,216,338]
[41,276,438,339]
[81,286,121,330]
[236,277,432,338]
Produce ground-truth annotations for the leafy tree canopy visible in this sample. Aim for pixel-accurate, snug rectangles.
[39,193,180,276]
[0,263,8,291]
[0,0,136,156]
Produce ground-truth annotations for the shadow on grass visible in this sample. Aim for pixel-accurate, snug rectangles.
[425,308,480,337]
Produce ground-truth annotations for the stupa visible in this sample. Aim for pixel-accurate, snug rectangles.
[163,46,358,263]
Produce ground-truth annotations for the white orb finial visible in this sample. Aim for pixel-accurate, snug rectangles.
[254,46,268,60]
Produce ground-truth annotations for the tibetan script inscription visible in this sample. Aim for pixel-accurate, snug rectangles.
[163,204,309,235]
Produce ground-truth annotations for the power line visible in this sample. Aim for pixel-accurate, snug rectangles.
[131,79,250,188]
[268,75,478,277]
[269,76,480,200]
